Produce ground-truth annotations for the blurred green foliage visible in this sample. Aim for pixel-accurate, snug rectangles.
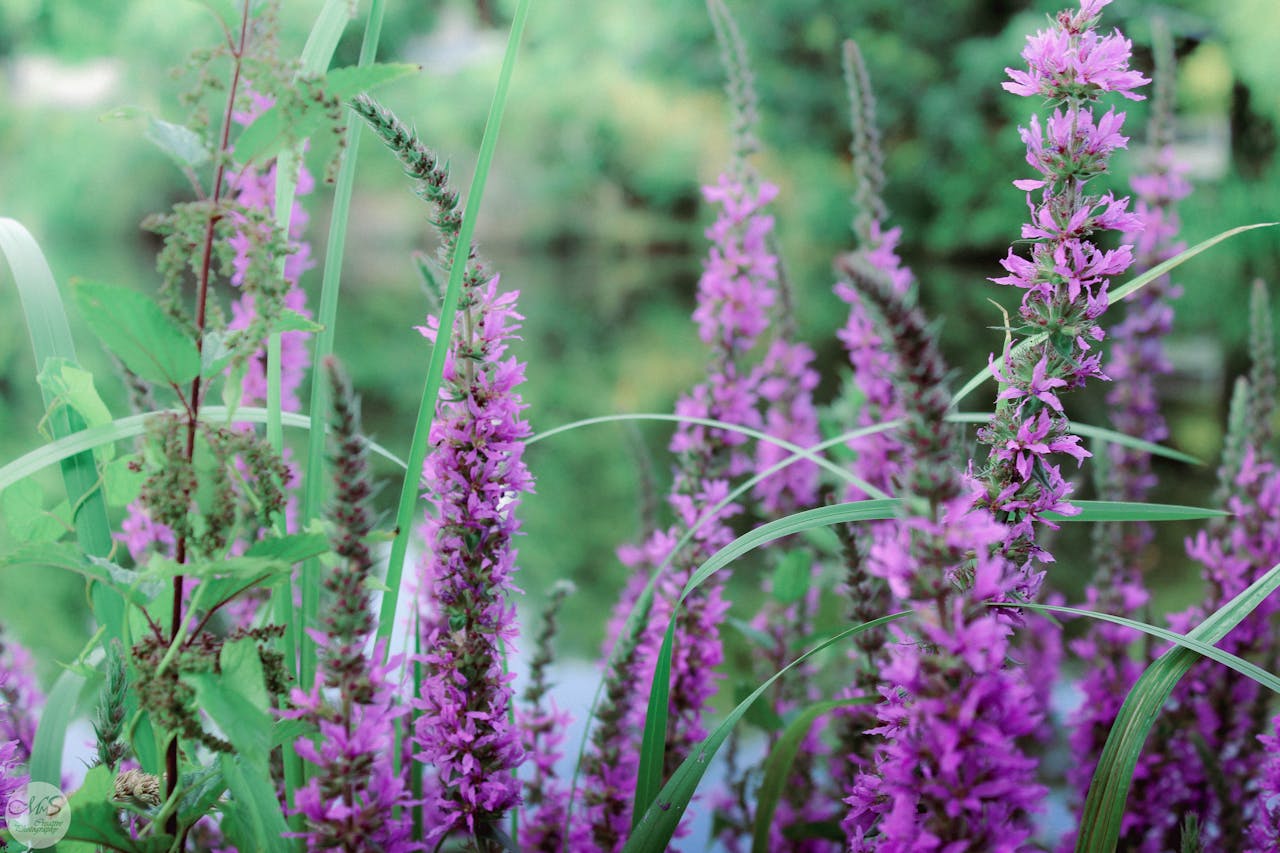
[1,0,1277,673]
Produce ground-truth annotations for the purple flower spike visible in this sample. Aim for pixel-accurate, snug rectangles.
[414,269,533,842]
[977,0,1145,583]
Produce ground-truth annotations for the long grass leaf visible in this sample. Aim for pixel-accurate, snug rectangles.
[0,408,405,495]
[378,0,533,655]
[751,697,869,853]
[1045,500,1229,523]
[28,669,87,785]
[1071,559,1280,852]
[949,222,1279,409]
[947,412,1202,466]
[632,500,899,828]
[624,615,907,853]
[564,432,889,829]
[528,412,897,496]
[1006,602,1280,694]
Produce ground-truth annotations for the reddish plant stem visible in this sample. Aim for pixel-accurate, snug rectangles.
[166,0,252,836]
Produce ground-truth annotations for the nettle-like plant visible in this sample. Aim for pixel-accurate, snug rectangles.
[0,0,1278,851]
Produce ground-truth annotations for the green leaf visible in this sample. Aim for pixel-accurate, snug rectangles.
[1046,500,1230,523]
[0,217,118,639]
[144,116,212,169]
[244,531,330,563]
[737,682,784,732]
[273,308,324,333]
[218,753,292,853]
[326,62,420,98]
[2,480,65,543]
[622,615,907,853]
[186,670,272,764]
[37,358,113,429]
[771,550,811,604]
[1070,559,1280,852]
[71,280,200,387]
[633,500,900,828]
[752,698,868,853]
[104,455,144,506]
[29,669,88,785]
[234,63,418,163]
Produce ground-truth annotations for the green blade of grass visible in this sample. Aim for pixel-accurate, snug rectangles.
[1064,559,1280,852]
[377,0,534,657]
[527,412,897,498]
[949,222,1279,409]
[0,218,116,564]
[0,407,406,495]
[623,614,907,853]
[1045,500,1229,523]
[750,697,869,853]
[28,668,88,786]
[946,411,1202,466]
[565,430,897,828]
[632,500,900,829]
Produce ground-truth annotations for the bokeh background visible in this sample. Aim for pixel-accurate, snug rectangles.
[1,0,1278,687]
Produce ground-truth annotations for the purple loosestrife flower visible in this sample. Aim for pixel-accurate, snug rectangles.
[0,738,24,830]
[1066,26,1190,828]
[1251,715,1280,851]
[583,172,781,848]
[835,258,1046,849]
[517,581,587,853]
[0,634,42,761]
[752,336,821,515]
[976,0,1147,585]
[284,358,414,852]
[413,270,533,844]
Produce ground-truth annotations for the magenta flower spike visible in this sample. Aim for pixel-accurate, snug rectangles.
[976,0,1147,585]
[413,270,533,843]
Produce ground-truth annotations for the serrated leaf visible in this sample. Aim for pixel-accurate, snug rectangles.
[38,358,113,429]
[145,116,211,169]
[325,62,420,98]
[186,671,272,763]
[104,455,144,506]
[72,281,200,387]
[273,308,323,333]
[2,479,65,543]
[221,638,271,713]
[218,753,291,853]
[771,550,811,604]
[244,531,330,563]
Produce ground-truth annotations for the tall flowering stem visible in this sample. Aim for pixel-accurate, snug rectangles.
[977,0,1147,587]
[1067,20,1190,827]
[284,357,414,851]
[837,257,1046,849]
[832,38,914,795]
[355,98,533,847]
[518,581,585,852]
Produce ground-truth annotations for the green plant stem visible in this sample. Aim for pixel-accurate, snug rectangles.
[165,0,251,830]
